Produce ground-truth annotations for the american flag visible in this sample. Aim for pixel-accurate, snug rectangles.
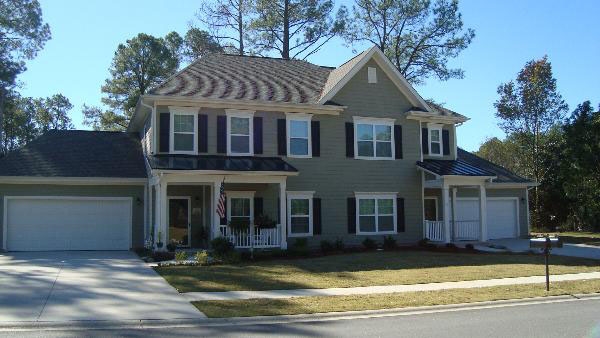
[216,180,226,219]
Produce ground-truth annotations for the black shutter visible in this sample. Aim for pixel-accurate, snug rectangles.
[253,116,263,154]
[198,114,208,153]
[277,119,287,156]
[220,199,227,225]
[394,125,403,159]
[442,129,450,155]
[254,197,263,217]
[347,197,356,233]
[421,127,429,155]
[217,116,226,153]
[345,122,354,158]
[311,120,320,157]
[159,113,170,152]
[397,198,405,232]
[313,198,322,235]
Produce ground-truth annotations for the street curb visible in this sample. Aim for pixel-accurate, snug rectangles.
[1,293,600,332]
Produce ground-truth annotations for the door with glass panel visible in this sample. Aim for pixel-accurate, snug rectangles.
[168,197,191,247]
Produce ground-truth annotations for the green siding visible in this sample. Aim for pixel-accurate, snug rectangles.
[0,184,145,249]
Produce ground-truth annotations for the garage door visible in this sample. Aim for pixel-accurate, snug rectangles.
[5,197,131,251]
[486,199,518,239]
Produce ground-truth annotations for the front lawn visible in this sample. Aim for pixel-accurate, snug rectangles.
[193,279,600,318]
[156,250,600,293]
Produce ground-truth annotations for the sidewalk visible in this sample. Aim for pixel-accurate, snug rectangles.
[182,271,600,301]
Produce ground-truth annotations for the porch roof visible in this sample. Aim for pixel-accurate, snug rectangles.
[416,158,496,177]
[147,155,298,173]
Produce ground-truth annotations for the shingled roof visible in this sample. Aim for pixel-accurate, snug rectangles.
[150,53,333,104]
[0,130,147,178]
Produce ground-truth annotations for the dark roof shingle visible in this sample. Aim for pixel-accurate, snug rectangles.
[0,130,147,178]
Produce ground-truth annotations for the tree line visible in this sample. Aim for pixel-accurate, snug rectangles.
[477,57,599,232]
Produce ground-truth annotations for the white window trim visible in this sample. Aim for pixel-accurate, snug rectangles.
[226,109,255,156]
[226,191,255,224]
[287,191,314,237]
[169,107,198,155]
[286,113,312,158]
[352,116,395,161]
[355,192,397,235]
[424,196,438,221]
[428,123,443,157]
[367,67,377,83]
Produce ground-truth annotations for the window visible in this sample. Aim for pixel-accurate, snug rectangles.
[287,192,314,236]
[356,193,397,234]
[286,114,312,157]
[424,197,438,221]
[227,191,254,226]
[169,107,198,154]
[428,124,442,156]
[226,110,254,156]
[353,117,395,160]
[368,67,377,83]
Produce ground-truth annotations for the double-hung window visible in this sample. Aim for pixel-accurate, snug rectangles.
[353,117,395,160]
[286,114,312,157]
[356,193,397,234]
[227,191,254,227]
[226,110,254,156]
[169,107,198,154]
[428,124,442,156]
[287,192,314,236]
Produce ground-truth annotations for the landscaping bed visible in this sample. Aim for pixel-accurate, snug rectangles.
[192,279,600,318]
[156,250,600,293]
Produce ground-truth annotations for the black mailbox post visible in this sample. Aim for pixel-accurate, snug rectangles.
[530,236,563,291]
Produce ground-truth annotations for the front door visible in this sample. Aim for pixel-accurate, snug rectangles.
[169,197,191,247]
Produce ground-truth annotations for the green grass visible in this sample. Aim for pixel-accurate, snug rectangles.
[156,250,600,293]
[553,232,600,246]
[193,279,600,318]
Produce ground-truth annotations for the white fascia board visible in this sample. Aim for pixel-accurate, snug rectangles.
[0,176,147,185]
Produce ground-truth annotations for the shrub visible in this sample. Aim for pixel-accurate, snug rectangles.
[465,243,475,251]
[418,238,429,247]
[290,238,309,257]
[383,236,397,249]
[175,251,187,262]
[195,251,209,265]
[334,238,345,251]
[166,242,177,252]
[151,251,175,262]
[320,240,334,254]
[445,243,457,249]
[211,237,235,257]
[362,237,377,250]
[222,251,242,264]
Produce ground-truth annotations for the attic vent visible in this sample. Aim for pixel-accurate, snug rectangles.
[368,67,377,83]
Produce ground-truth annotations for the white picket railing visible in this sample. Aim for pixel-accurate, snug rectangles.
[424,220,445,242]
[454,220,480,240]
[219,225,282,249]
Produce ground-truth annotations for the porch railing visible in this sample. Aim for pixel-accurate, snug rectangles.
[219,225,282,249]
[424,220,445,242]
[453,220,480,240]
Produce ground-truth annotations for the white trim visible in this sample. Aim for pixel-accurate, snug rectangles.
[0,176,147,185]
[424,196,438,221]
[167,196,192,247]
[226,110,255,156]
[154,170,298,177]
[405,112,469,124]
[367,67,377,83]
[427,123,443,157]
[355,193,397,235]
[226,191,255,225]
[286,113,313,158]
[318,47,431,110]
[3,196,133,251]
[352,116,395,161]
[169,108,198,155]
[286,191,314,237]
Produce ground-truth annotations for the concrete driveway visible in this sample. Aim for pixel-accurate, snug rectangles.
[0,251,204,322]
[487,239,600,260]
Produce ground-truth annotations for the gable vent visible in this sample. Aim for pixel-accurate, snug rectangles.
[368,67,377,83]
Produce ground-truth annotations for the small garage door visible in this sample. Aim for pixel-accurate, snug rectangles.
[5,197,131,251]
[486,199,518,239]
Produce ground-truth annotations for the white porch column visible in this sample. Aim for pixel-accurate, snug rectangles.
[479,184,488,241]
[442,186,451,243]
[279,180,287,249]
[213,180,222,239]
[158,179,168,250]
[451,187,457,239]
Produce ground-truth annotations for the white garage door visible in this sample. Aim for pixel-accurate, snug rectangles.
[5,197,131,251]
[486,199,518,239]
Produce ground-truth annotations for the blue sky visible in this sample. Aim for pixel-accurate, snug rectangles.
[17,0,600,151]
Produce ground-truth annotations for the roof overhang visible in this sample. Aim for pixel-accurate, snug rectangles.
[406,110,469,124]
[153,169,298,177]
[0,176,147,185]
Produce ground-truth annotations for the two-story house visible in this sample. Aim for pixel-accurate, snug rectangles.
[0,47,534,252]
